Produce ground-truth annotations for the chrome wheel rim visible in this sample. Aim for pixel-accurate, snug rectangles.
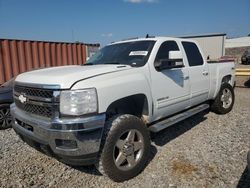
[221,88,232,109]
[113,129,144,171]
[0,108,12,128]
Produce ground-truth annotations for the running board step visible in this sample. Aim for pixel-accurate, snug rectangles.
[148,104,210,133]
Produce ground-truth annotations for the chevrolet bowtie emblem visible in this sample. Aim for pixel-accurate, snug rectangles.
[18,94,27,104]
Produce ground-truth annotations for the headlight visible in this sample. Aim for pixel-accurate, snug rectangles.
[60,88,98,115]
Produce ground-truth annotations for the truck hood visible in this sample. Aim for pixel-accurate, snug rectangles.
[15,65,131,89]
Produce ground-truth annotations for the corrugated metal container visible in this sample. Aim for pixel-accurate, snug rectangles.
[0,39,100,84]
[181,33,226,60]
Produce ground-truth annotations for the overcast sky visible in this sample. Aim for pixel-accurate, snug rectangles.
[0,0,249,46]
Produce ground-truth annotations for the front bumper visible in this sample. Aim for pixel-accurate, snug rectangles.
[11,104,105,165]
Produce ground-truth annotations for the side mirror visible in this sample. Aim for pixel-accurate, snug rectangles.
[155,51,184,71]
[168,51,183,62]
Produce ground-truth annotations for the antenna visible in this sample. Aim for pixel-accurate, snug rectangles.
[145,34,155,38]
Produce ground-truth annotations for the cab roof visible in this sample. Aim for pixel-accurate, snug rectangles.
[110,36,196,45]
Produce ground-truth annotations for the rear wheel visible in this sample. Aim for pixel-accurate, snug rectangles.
[0,104,12,129]
[96,114,150,182]
[211,83,235,114]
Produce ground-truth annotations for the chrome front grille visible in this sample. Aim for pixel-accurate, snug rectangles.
[14,84,59,118]
[14,85,53,99]
[14,99,53,118]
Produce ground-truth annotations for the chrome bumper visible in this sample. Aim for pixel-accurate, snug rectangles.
[11,104,105,165]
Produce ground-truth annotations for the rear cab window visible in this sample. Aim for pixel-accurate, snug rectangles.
[182,41,204,66]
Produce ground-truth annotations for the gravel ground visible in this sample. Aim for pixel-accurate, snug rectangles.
[1,87,250,188]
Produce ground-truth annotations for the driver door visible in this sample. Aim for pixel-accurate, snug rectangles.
[150,40,191,120]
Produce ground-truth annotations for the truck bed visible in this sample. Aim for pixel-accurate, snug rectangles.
[207,56,235,63]
[208,61,235,99]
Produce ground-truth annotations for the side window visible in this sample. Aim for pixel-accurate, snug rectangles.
[155,41,180,63]
[182,42,204,66]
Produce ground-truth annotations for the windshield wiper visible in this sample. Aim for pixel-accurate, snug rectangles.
[104,61,120,65]
[84,61,132,67]
[83,62,120,66]
[104,62,134,68]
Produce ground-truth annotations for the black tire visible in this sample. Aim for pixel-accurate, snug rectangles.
[96,114,150,182]
[0,103,12,130]
[247,151,250,171]
[211,83,235,114]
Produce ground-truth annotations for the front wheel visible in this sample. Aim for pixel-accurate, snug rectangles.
[211,83,235,114]
[96,114,151,182]
[247,151,250,171]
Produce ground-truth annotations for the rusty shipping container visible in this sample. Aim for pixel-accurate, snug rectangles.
[0,38,100,84]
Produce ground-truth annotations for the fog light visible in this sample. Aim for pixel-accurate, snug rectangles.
[55,139,77,149]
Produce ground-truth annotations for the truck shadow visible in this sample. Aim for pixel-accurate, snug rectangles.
[71,165,102,176]
[237,166,250,188]
[236,79,250,88]
[151,111,208,147]
[244,79,250,88]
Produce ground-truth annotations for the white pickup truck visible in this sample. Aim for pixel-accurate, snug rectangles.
[11,37,235,182]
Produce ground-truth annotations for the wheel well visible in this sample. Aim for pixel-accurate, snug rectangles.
[106,94,149,121]
[0,103,11,107]
[222,75,232,85]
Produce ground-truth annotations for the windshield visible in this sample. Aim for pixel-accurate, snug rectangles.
[86,40,156,67]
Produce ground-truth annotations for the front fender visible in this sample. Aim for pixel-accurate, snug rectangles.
[71,68,153,117]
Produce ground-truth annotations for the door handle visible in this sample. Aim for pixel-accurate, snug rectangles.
[202,71,209,76]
